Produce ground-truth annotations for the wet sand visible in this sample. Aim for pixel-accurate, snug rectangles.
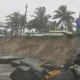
[0,64,15,80]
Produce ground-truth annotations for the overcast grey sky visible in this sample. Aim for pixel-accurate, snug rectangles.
[0,0,80,22]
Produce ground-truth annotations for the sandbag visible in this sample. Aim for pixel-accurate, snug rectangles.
[70,65,80,76]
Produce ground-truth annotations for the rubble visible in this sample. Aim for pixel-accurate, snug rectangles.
[10,47,80,80]
[11,60,21,67]
[10,66,34,80]
[10,58,47,80]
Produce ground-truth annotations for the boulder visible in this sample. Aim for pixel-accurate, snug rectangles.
[10,66,34,80]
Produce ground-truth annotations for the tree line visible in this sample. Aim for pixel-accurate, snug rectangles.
[5,5,75,36]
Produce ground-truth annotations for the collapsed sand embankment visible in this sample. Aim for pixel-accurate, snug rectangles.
[0,36,79,65]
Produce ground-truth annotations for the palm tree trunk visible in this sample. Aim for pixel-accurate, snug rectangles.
[20,26,23,35]
[11,26,13,35]
[62,21,64,30]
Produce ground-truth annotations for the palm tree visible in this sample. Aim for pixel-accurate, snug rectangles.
[19,14,27,35]
[31,6,51,32]
[6,12,27,35]
[6,12,20,35]
[53,5,75,31]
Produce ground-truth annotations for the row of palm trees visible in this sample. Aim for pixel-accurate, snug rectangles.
[5,5,75,35]
[6,12,26,35]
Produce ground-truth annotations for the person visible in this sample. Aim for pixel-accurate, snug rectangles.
[76,15,80,32]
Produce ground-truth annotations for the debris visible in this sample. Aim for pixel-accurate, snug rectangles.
[11,60,21,67]
[10,66,34,80]
[10,58,47,80]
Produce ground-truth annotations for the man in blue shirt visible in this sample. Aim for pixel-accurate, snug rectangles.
[76,15,80,32]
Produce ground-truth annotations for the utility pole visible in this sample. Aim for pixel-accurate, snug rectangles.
[25,4,28,24]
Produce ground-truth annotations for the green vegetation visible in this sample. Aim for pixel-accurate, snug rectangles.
[6,12,27,35]
[53,5,75,31]
[28,7,51,32]
[2,5,76,36]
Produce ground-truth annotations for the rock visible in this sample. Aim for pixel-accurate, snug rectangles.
[10,58,47,80]
[20,58,40,67]
[10,66,34,80]
[11,60,21,67]
[20,58,47,75]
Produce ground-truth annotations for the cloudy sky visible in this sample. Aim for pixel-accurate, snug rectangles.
[0,0,80,22]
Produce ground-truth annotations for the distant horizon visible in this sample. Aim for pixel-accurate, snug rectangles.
[0,0,80,22]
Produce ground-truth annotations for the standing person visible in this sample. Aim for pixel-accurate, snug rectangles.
[76,15,80,32]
